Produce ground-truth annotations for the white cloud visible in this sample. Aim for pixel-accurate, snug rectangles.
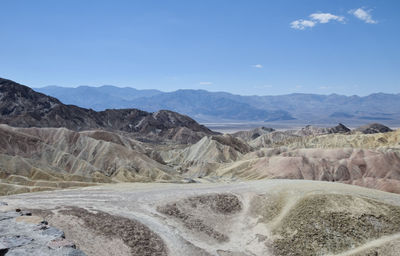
[350,8,377,24]
[290,19,316,30]
[252,64,263,68]
[199,81,212,85]
[291,12,345,30]
[310,13,344,23]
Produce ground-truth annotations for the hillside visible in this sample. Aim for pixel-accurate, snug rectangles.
[0,78,216,144]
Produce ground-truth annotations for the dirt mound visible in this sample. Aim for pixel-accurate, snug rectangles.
[270,194,400,255]
[60,207,167,256]
[2,181,400,255]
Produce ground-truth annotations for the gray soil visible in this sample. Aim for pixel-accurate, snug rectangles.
[1,180,400,256]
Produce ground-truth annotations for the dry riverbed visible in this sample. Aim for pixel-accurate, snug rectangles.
[1,180,400,256]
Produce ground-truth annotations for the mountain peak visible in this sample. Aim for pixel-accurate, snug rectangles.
[0,78,216,143]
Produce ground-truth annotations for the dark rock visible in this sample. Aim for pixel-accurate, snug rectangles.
[355,123,393,134]
[0,78,218,143]
[0,210,86,256]
[330,123,351,134]
[0,202,7,206]
[183,178,197,183]
[0,248,8,256]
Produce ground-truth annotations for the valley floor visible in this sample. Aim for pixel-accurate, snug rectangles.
[1,180,400,256]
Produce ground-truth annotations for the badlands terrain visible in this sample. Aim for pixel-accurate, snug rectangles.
[1,78,400,255]
[2,181,400,255]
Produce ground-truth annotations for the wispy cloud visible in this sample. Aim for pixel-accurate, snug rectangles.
[199,81,212,85]
[349,8,377,24]
[290,19,316,30]
[291,12,344,30]
[252,64,263,69]
[310,13,344,23]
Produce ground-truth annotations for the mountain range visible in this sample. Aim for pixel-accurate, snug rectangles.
[0,78,216,144]
[2,77,400,255]
[34,84,400,125]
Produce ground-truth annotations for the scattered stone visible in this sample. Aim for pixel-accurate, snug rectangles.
[0,210,85,256]
[0,202,7,206]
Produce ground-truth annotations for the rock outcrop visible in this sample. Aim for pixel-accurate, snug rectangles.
[0,78,217,144]
[232,127,275,141]
[0,209,85,255]
[355,123,393,134]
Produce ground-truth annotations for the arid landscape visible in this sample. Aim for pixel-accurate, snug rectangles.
[1,1,400,255]
[1,78,400,255]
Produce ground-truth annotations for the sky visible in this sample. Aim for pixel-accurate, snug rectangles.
[1,0,399,96]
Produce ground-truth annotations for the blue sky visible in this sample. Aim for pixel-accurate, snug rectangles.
[1,0,399,95]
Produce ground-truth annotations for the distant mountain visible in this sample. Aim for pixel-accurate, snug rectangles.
[35,84,400,124]
[35,85,162,110]
[0,78,216,143]
[124,90,295,122]
[35,86,294,122]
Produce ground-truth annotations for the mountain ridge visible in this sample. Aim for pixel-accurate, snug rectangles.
[0,78,216,143]
[34,84,400,124]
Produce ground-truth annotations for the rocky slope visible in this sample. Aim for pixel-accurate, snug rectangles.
[1,180,400,255]
[1,121,399,195]
[0,124,182,196]
[0,78,216,144]
[1,78,400,196]
[158,125,400,193]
